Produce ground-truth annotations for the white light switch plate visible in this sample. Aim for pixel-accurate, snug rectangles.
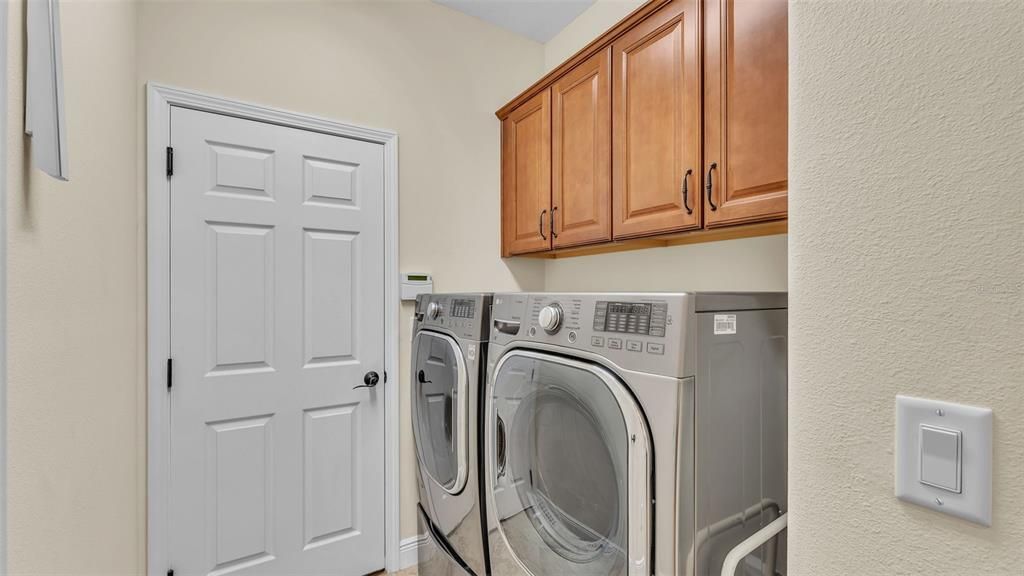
[895,395,992,526]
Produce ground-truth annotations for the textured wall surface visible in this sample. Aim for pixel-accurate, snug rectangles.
[788,1,1024,574]
[5,1,143,573]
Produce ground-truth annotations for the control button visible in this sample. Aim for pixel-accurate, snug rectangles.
[647,342,665,355]
[538,304,563,334]
[528,326,537,337]
[607,338,623,350]
[427,301,443,320]
[591,336,605,347]
[626,340,642,352]
[567,331,577,343]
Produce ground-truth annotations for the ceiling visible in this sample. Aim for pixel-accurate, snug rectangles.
[433,0,596,43]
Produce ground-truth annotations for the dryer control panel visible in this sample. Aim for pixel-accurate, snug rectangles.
[490,292,692,378]
[415,293,492,342]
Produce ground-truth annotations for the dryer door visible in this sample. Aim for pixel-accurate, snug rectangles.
[413,331,469,495]
[488,350,651,576]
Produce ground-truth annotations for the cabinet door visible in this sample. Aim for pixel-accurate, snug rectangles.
[704,0,788,226]
[502,89,552,256]
[552,49,612,248]
[612,0,701,239]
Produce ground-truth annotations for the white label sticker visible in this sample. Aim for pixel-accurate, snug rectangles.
[467,343,477,361]
[714,314,737,335]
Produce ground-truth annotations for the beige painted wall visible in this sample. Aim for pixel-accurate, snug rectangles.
[544,0,644,71]
[541,0,788,293]
[788,1,1024,574]
[5,1,143,574]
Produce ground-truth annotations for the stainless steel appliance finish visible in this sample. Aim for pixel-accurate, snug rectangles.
[413,293,493,576]
[484,293,787,576]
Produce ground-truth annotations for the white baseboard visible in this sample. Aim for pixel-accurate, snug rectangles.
[399,534,427,570]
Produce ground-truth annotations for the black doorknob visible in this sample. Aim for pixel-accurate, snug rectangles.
[354,371,380,390]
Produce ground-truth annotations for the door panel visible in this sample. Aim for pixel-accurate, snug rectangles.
[612,0,701,239]
[488,351,651,576]
[704,0,788,226]
[552,49,611,248]
[501,89,552,255]
[411,332,467,494]
[169,107,385,576]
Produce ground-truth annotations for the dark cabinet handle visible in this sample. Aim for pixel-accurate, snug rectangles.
[682,169,693,214]
[354,371,380,390]
[539,209,547,240]
[706,162,718,211]
[550,206,558,239]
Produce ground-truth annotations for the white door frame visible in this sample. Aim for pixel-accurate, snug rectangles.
[0,1,9,574]
[146,83,401,575]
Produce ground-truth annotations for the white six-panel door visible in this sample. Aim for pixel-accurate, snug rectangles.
[168,107,385,576]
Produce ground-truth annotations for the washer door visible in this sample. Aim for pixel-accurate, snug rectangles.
[488,350,651,576]
[412,331,469,494]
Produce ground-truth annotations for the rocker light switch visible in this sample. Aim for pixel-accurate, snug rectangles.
[896,396,992,526]
[919,425,961,493]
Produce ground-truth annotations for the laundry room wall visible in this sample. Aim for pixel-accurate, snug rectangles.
[539,0,789,293]
[788,0,1024,573]
[135,0,546,546]
[4,0,143,574]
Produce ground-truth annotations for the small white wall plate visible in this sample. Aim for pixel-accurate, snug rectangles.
[895,395,992,526]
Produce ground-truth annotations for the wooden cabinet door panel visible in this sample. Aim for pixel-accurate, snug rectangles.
[704,0,788,226]
[501,89,552,256]
[612,0,701,239]
[552,49,612,248]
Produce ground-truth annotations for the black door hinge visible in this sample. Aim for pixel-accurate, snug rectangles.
[167,358,173,390]
[167,570,174,576]
[383,370,388,384]
[166,146,174,177]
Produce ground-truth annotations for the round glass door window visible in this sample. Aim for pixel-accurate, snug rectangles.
[412,331,467,494]
[490,351,648,576]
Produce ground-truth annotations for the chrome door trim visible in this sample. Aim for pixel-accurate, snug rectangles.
[412,330,469,495]
[486,349,652,576]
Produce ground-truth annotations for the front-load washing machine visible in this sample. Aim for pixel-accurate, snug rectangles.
[485,292,788,576]
[412,293,493,576]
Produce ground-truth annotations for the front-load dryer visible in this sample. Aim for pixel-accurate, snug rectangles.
[485,292,788,576]
[413,293,493,576]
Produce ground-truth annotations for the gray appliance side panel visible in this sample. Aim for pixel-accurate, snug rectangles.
[694,308,788,576]
[693,292,787,313]
[676,376,696,576]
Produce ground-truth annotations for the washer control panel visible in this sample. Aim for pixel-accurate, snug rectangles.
[491,293,690,378]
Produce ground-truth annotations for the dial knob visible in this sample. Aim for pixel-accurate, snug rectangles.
[427,301,444,320]
[538,304,563,334]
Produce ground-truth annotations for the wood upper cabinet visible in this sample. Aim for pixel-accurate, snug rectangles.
[703,0,788,226]
[496,0,788,257]
[612,0,702,239]
[552,48,612,248]
[501,89,552,256]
